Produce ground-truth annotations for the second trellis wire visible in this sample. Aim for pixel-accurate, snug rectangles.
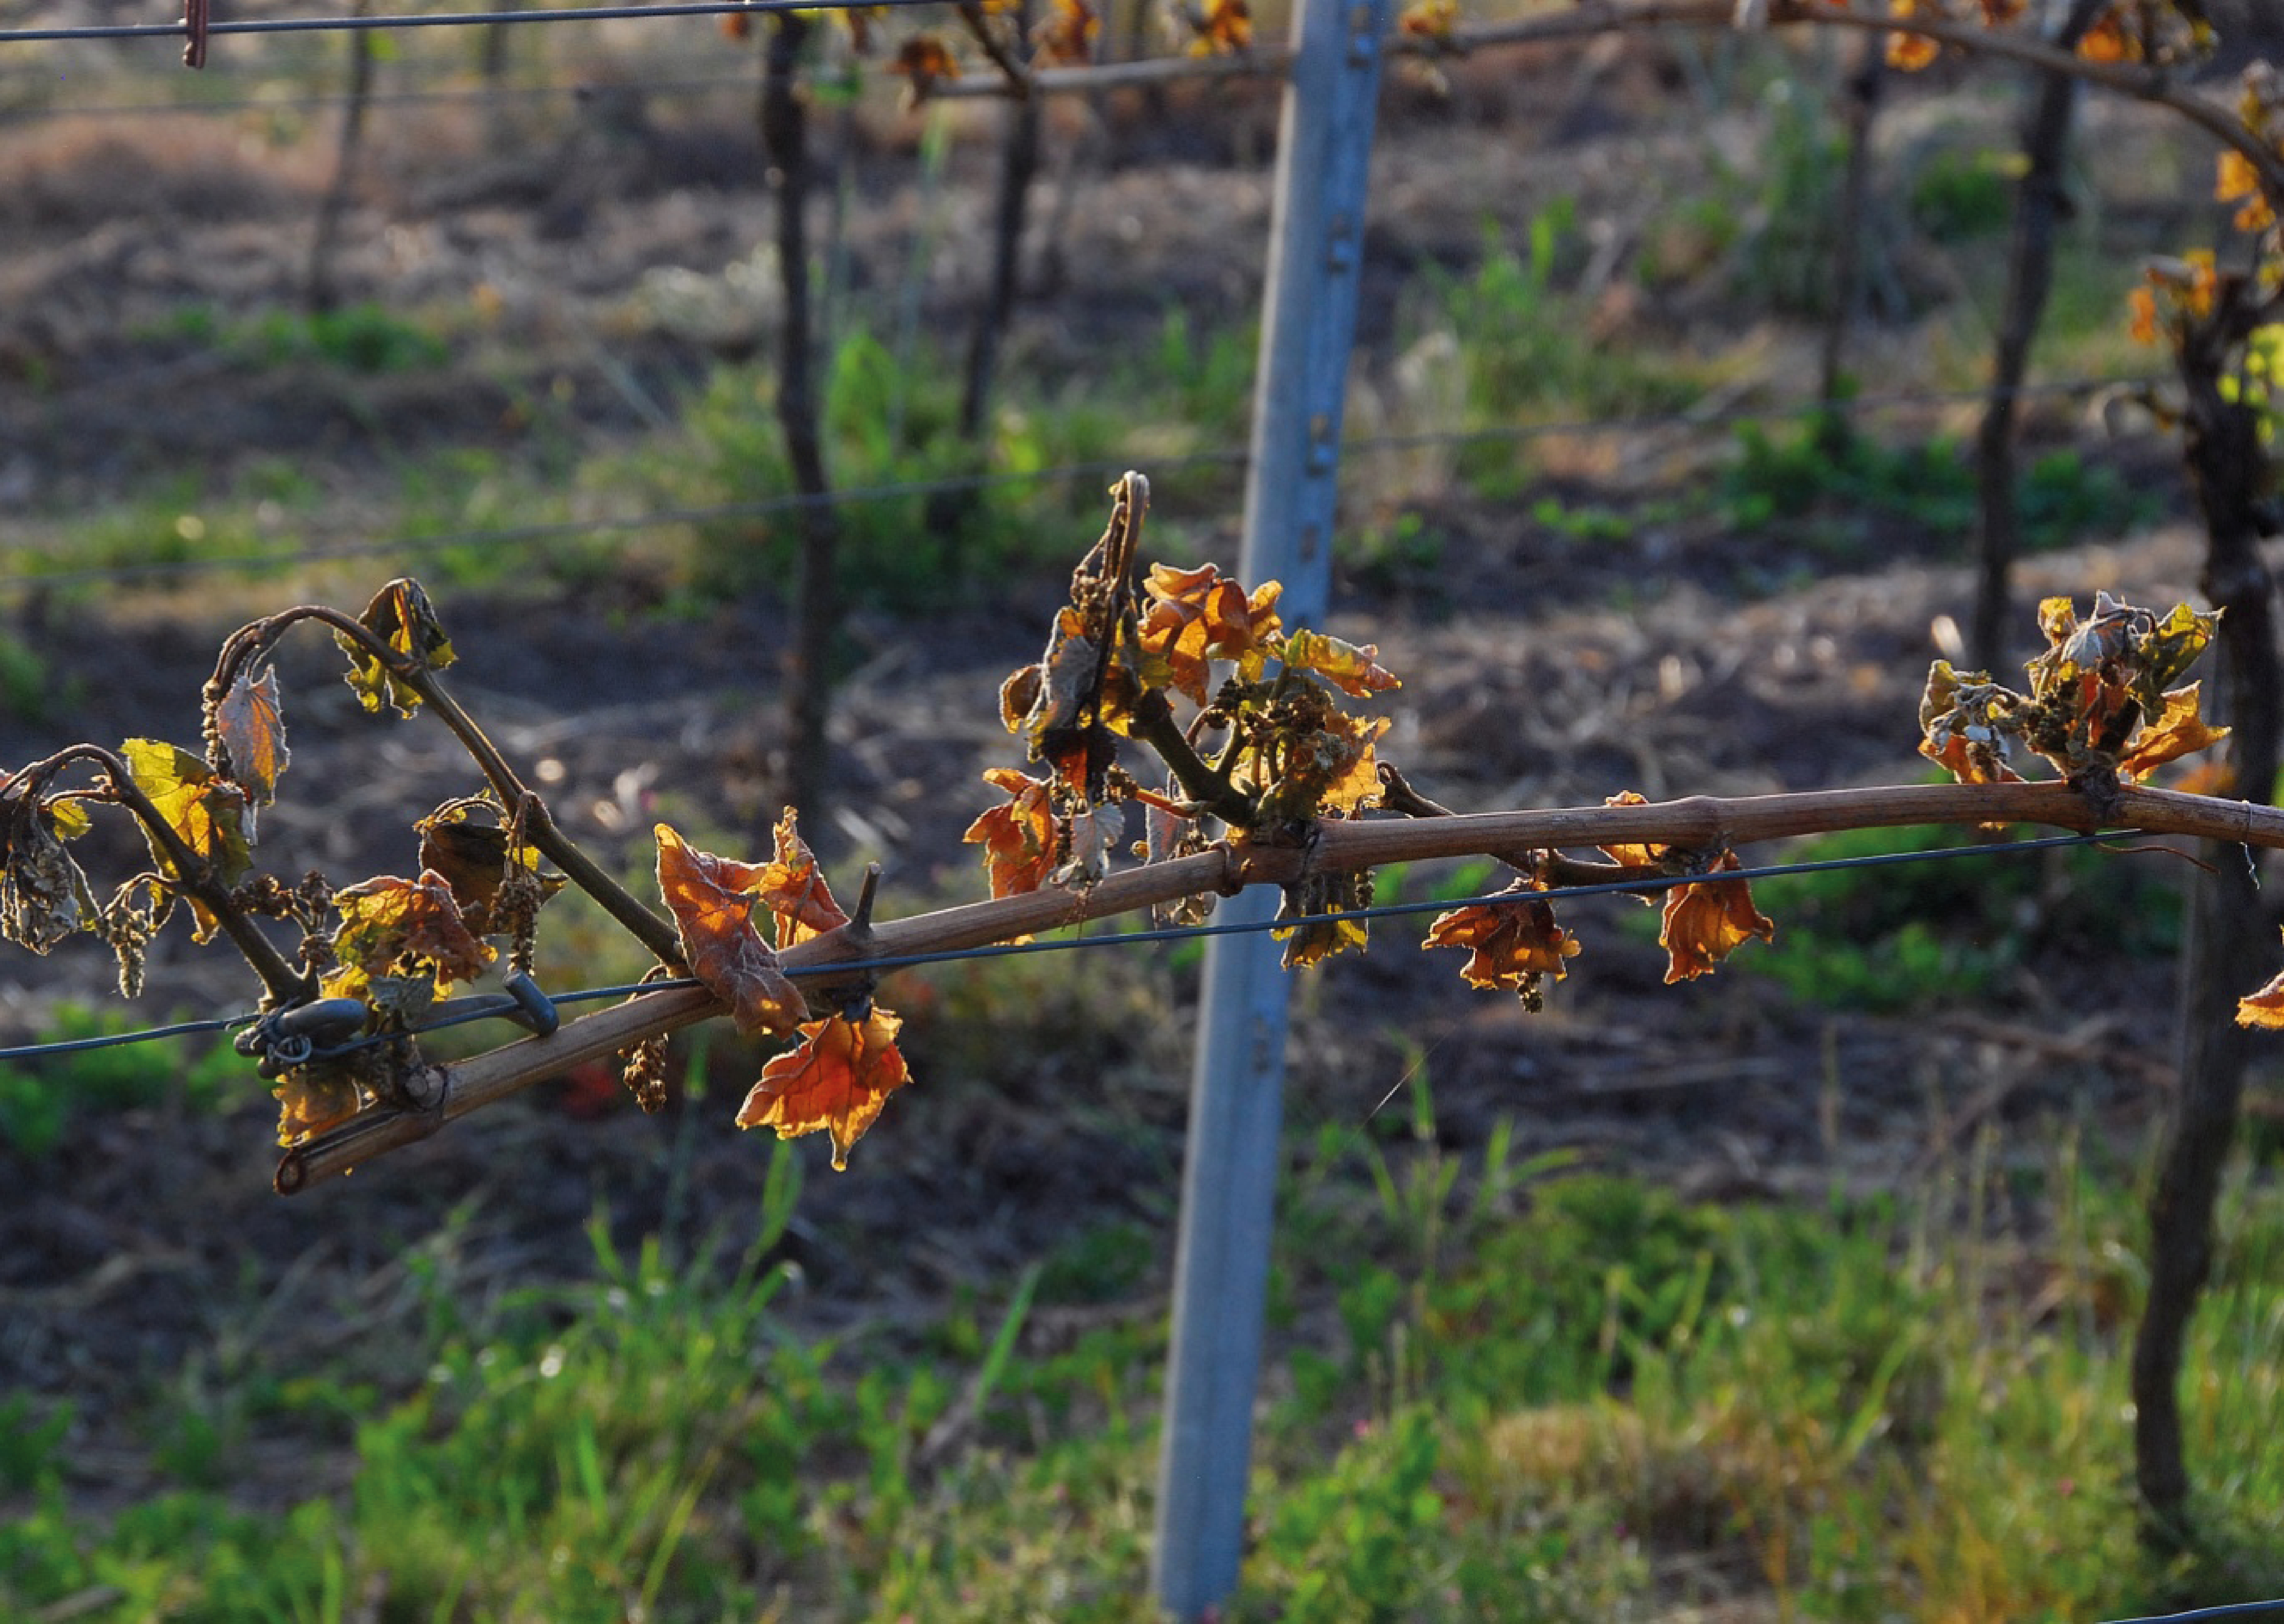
[0,827,2166,1063]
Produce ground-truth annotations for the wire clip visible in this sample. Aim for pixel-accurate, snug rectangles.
[233,971,560,1077]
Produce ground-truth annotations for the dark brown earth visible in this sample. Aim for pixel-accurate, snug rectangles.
[0,25,2258,1524]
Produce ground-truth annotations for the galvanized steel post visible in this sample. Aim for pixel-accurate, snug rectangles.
[1150,0,1388,1614]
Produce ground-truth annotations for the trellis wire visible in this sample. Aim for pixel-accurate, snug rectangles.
[0,373,2165,594]
[0,827,2156,1062]
[0,72,762,121]
[0,0,940,47]
[2100,1603,2284,1624]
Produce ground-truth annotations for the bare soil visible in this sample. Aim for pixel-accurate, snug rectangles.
[0,29,2253,1533]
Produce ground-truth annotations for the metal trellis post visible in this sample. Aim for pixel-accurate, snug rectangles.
[1150,0,1388,1615]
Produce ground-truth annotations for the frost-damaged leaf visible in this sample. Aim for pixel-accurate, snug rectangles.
[1185,0,1251,54]
[2139,601,2223,698]
[323,870,495,1004]
[654,822,804,1039]
[214,666,289,828]
[888,33,961,88]
[1139,562,1282,704]
[120,738,251,941]
[1258,708,1388,822]
[736,1007,912,1171]
[754,808,849,950]
[416,809,565,936]
[2239,934,2284,1028]
[1595,790,1670,869]
[1031,0,1097,65]
[1053,806,1121,889]
[1659,853,1775,984]
[1916,661,2025,786]
[0,792,96,955]
[274,1069,363,1147]
[1278,628,1400,699]
[964,768,1057,899]
[1424,884,1581,1010]
[339,578,455,717]
[1274,872,1371,969]
[2118,683,2230,783]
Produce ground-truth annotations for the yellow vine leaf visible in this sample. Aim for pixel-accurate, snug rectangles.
[120,738,252,941]
[1279,628,1401,698]
[273,1071,363,1148]
[2117,683,2230,783]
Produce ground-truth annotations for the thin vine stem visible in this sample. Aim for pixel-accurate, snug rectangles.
[220,604,683,967]
[8,743,314,1006]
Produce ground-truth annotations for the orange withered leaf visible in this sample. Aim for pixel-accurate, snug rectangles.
[2117,683,2230,782]
[964,768,1057,898]
[1659,853,1775,984]
[416,808,564,936]
[273,1070,362,1147]
[1187,0,1251,54]
[654,822,805,1039]
[214,666,288,826]
[324,870,495,1004]
[2128,286,2161,346]
[890,33,962,88]
[1884,0,1940,73]
[2217,150,2276,233]
[754,808,849,950]
[1596,790,1668,869]
[2077,11,2137,62]
[1032,0,1097,65]
[1424,885,1581,1000]
[1279,628,1400,698]
[2238,937,2284,1028]
[737,1007,912,1170]
[1399,0,1458,43]
[338,578,454,717]
[1139,562,1282,704]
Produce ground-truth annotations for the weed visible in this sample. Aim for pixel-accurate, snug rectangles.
[0,1393,70,1493]
[1734,78,1849,317]
[1908,144,2021,244]
[1391,209,1710,500]
[1739,820,2182,1011]
[0,1002,242,1157]
[244,303,451,375]
[1720,415,2149,562]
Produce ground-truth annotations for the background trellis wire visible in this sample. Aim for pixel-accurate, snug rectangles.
[0,375,2164,593]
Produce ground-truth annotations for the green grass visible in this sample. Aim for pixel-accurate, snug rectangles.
[1719,414,2157,563]
[1730,820,2184,1012]
[0,1001,245,1157]
[8,1101,2283,1622]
